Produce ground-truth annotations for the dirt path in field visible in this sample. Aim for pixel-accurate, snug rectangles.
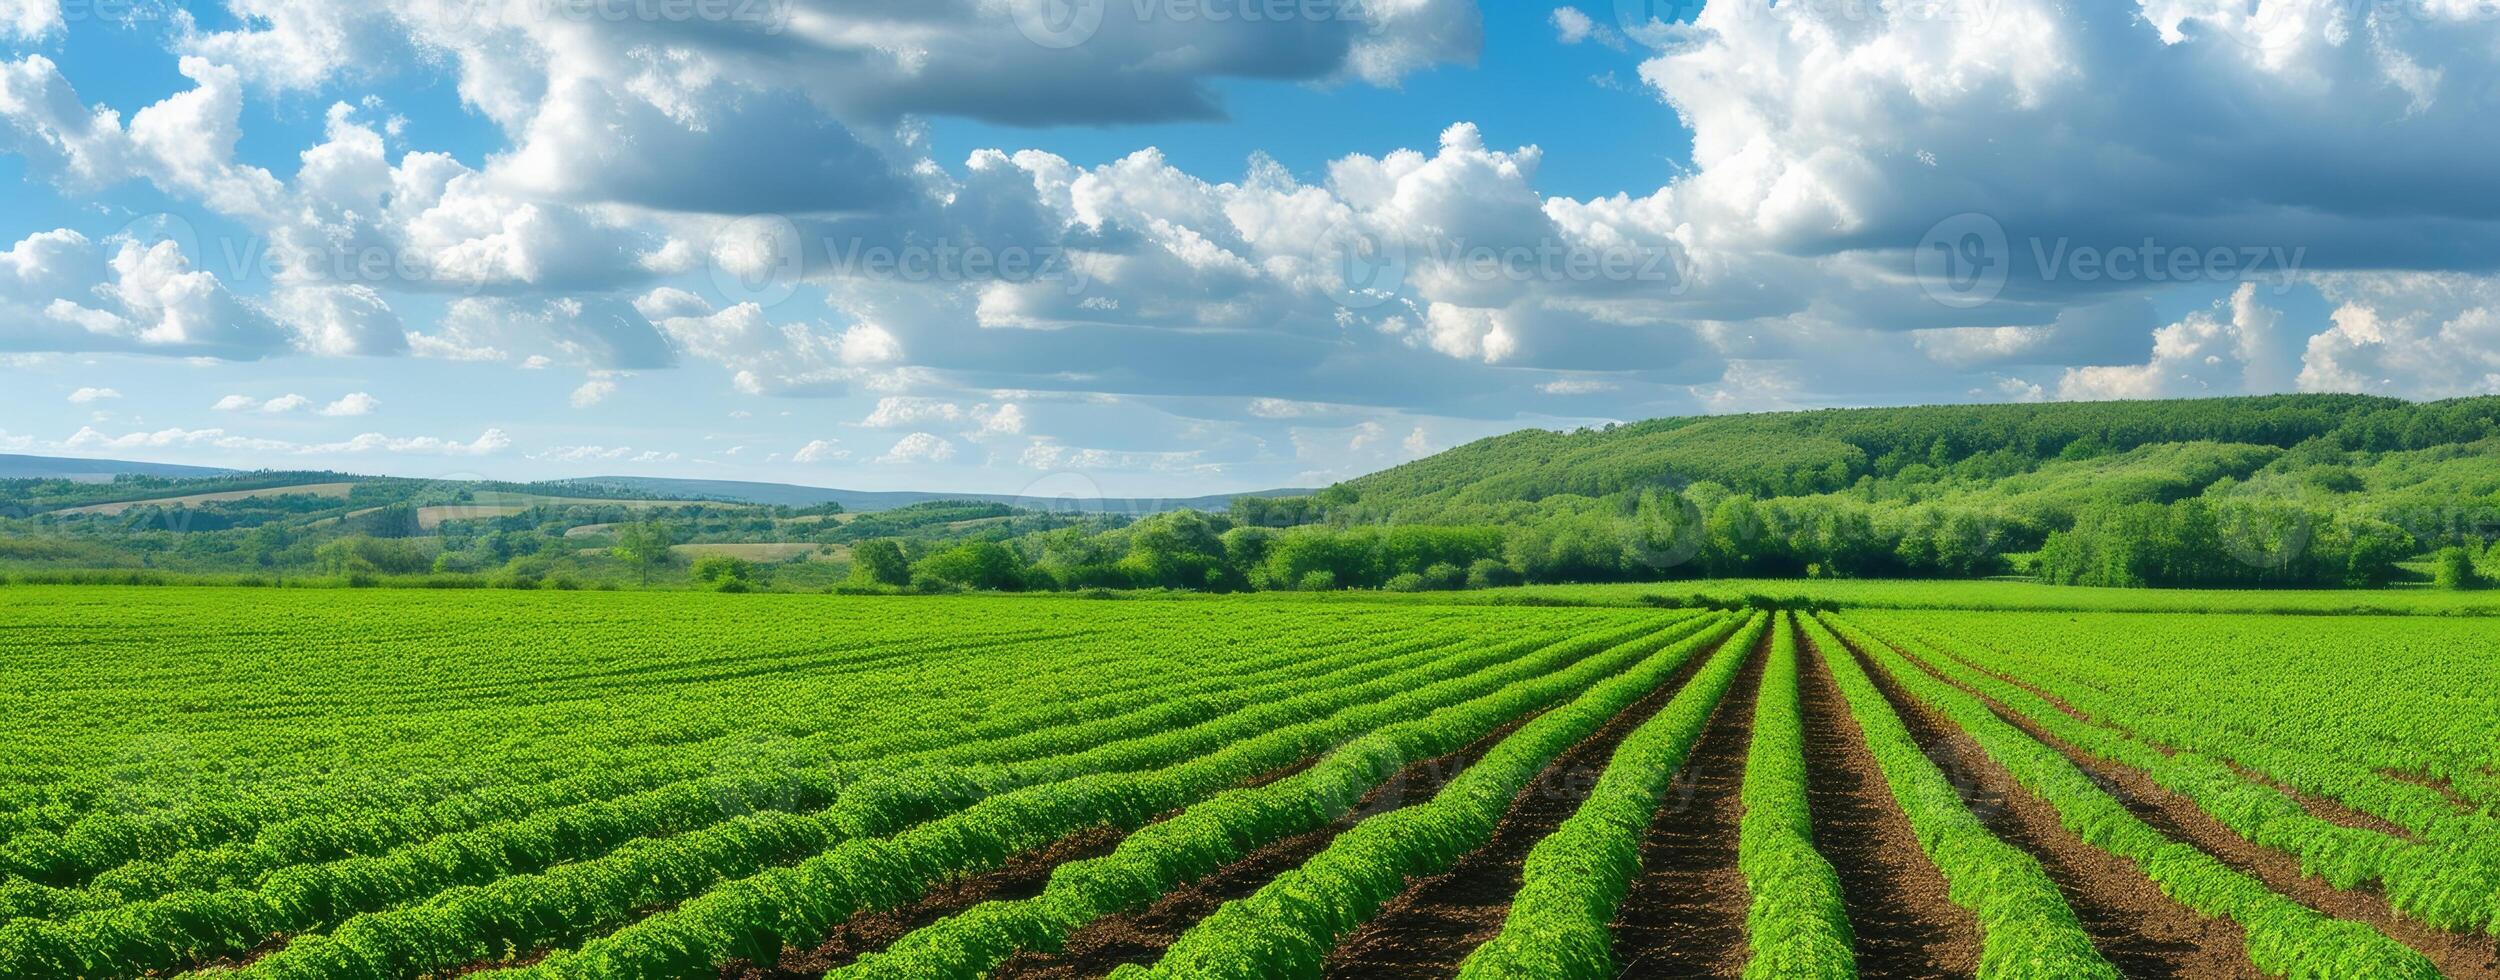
[1834,631,2262,979]
[987,711,1547,979]
[1605,630,1767,979]
[1887,644,2500,979]
[1796,631,1981,980]
[1316,628,1741,979]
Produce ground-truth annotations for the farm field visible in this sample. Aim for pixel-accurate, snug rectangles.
[0,585,2496,978]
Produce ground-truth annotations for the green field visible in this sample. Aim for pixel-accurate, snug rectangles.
[2,584,2497,978]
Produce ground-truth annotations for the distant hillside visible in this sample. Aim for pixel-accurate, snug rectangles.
[1276,394,2500,589]
[1337,394,2500,518]
[0,453,236,481]
[571,476,1313,514]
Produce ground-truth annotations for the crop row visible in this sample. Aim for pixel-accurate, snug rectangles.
[0,608,1489,883]
[313,618,1686,980]
[1731,614,1855,979]
[1824,615,2438,978]
[0,622,1485,922]
[1446,614,1768,978]
[4,621,1645,979]
[1796,615,2115,978]
[1894,626,2500,936]
[827,615,1745,979]
[1872,614,2500,871]
[1136,614,1764,978]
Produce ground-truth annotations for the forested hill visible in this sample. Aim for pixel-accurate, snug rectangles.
[1253,394,2500,590]
[1340,395,2498,513]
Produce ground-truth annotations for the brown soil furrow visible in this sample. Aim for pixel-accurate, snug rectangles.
[720,823,1132,978]
[1837,632,2260,979]
[1924,642,2420,842]
[721,750,1356,979]
[1887,644,2500,979]
[1318,628,1740,979]
[990,711,1547,979]
[1607,632,1768,979]
[1796,631,1981,980]
[2381,768,2481,813]
[2218,760,2420,841]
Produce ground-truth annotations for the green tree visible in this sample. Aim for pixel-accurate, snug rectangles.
[848,539,912,587]
[611,521,679,582]
[2432,545,2483,591]
[913,540,1027,591]
[1118,511,1231,589]
[692,554,761,592]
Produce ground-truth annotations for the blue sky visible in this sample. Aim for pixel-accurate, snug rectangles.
[0,1,2494,495]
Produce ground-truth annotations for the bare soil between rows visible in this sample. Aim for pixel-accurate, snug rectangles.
[1320,627,1738,979]
[1795,628,1981,980]
[1834,628,2263,979]
[1928,643,2422,841]
[721,755,1335,978]
[1889,643,2500,979]
[1605,628,1768,979]
[988,710,1543,978]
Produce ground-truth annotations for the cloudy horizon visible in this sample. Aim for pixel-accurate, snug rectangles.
[3,1,2497,495]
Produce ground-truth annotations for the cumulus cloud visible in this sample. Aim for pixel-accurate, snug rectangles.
[2298,273,2500,398]
[0,228,296,360]
[792,439,847,464]
[67,386,117,403]
[319,392,379,416]
[570,378,617,408]
[56,424,510,456]
[531,444,679,464]
[6,0,2500,476]
[2058,285,2297,400]
[1549,8,1623,50]
[877,431,956,464]
[0,0,60,41]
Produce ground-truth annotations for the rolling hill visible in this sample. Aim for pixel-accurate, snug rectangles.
[0,453,236,481]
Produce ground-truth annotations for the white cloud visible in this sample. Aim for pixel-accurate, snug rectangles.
[67,386,118,404]
[877,432,957,465]
[1549,7,1624,50]
[0,0,60,41]
[2059,285,2294,400]
[211,394,258,412]
[276,285,408,357]
[58,425,510,456]
[860,396,1025,436]
[2298,273,2500,397]
[319,392,379,417]
[570,378,617,408]
[792,439,847,464]
[1538,378,1618,395]
[531,444,679,464]
[0,227,292,360]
